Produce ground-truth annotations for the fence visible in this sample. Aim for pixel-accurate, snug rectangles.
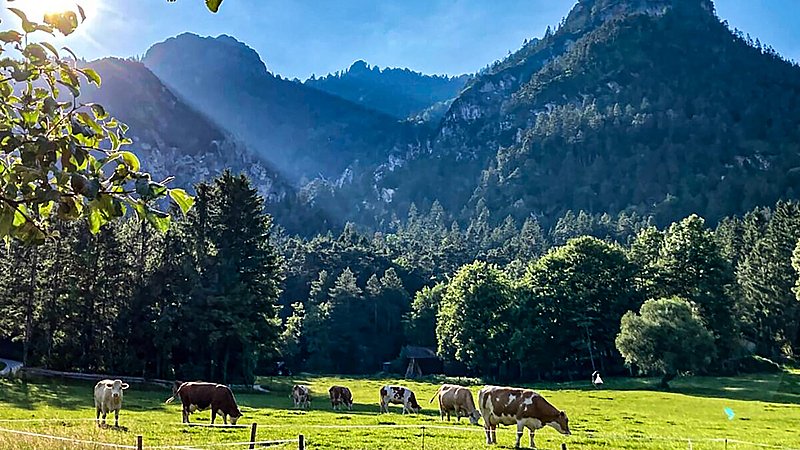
[0,418,798,450]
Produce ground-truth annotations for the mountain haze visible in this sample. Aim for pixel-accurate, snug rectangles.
[143,33,423,187]
[306,60,469,121]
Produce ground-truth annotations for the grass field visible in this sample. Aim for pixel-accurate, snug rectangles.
[1,371,799,450]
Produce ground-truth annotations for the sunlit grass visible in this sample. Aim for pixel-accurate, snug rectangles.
[0,371,799,449]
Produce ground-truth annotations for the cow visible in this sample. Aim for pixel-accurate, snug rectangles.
[328,385,353,411]
[379,385,421,414]
[591,371,604,389]
[478,386,571,449]
[93,379,129,428]
[291,384,312,409]
[429,384,481,425]
[165,381,242,425]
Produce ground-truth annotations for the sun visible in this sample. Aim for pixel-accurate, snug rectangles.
[10,0,99,25]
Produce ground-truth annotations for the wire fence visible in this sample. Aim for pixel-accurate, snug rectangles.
[0,418,797,450]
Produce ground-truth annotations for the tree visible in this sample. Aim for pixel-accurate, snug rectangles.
[616,297,716,388]
[437,261,512,377]
[0,7,191,244]
[738,201,800,356]
[655,215,738,362]
[517,236,641,377]
[404,283,446,347]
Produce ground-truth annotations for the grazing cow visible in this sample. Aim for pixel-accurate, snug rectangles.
[165,381,242,425]
[328,385,353,411]
[379,385,421,414]
[291,384,312,409]
[93,379,129,428]
[478,386,570,448]
[430,384,481,425]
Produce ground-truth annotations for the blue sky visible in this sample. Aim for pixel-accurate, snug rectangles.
[1,0,798,79]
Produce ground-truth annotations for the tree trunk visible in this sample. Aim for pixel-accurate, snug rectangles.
[22,248,38,367]
[660,372,677,389]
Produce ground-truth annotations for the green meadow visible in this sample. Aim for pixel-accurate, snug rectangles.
[1,372,799,449]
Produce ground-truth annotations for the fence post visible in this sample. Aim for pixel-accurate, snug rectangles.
[725,438,728,450]
[248,423,258,450]
[298,434,305,450]
[561,443,568,450]
[136,435,143,450]
[421,425,426,450]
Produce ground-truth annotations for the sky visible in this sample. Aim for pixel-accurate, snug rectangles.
[0,0,798,80]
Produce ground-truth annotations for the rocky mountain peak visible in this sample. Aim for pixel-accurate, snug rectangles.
[562,0,715,34]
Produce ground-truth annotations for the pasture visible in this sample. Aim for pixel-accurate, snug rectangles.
[0,372,799,449]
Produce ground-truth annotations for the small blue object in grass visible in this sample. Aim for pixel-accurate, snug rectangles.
[724,407,735,420]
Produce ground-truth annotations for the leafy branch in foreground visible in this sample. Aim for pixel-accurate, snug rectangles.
[0,6,193,244]
[165,0,224,13]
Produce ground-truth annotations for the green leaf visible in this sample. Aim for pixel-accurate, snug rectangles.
[118,151,140,172]
[0,31,23,44]
[57,79,80,98]
[205,0,224,13]
[79,67,101,87]
[44,11,79,36]
[40,42,60,58]
[146,209,171,232]
[89,103,107,119]
[87,204,102,234]
[168,188,195,215]
[8,8,37,33]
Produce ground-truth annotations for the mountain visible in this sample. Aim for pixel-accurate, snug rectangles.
[305,60,469,120]
[351,0,800,228]
[80,58,292,202]
[142,34,423,186]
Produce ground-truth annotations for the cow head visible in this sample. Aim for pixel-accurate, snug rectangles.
[105,380,129,399]
[230,410,242,425]
[468,409,482,426]
[547,410,571,435]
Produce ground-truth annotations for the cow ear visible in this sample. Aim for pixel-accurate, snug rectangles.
[121,383,130,390]
[559,411,566,417]
[105,383,113,388]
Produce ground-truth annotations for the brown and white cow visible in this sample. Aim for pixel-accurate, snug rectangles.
[379,385,421,414]
[94,379,129,428]
[328,385,353,411]
[430,384,481,425]
[165,381,242,425]
[478,386,570,448]
[291,384,312,409]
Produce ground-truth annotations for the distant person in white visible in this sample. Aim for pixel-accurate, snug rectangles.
[592,371,604,388]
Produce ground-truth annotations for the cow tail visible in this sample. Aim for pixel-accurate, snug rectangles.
[429,386,441,404]
[165,384,182,404]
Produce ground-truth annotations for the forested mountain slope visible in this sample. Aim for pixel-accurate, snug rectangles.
[306,60,469,120]
[358,0,800,229]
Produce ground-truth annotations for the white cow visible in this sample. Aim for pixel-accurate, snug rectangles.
[94,379,129,427]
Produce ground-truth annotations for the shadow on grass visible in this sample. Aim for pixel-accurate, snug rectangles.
[532,371,800,405]
[0,377,174,413]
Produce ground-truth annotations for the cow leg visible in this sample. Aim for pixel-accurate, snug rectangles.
[515,422,525,448]
[183,407,190,424]
[222,412,228,425]
[101,410,107,426]
[529,428,536,449]
[490,424,497,444]
[483,425,492,445]
[211,409,217,424]
[114,409,120,428]
[96,406,101,427]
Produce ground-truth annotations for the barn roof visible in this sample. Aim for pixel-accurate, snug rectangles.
[402,346,439,360]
